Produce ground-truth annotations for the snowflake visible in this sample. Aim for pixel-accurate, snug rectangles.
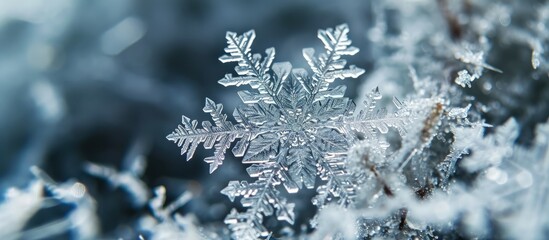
[167,24,415,238]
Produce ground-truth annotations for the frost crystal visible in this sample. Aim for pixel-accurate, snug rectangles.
[139,186,202,240]
[26,167,99,239]
[84,142,149,207]
[0,180,43,239]
[167,24,419,238]
[455,69,477,88]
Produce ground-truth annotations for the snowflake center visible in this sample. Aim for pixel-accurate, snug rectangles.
[284,116,314,146]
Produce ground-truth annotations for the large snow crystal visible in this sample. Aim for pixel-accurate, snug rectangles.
[167,24,423,238]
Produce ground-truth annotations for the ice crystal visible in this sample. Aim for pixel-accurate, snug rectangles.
[0,180,43,239]
[310,116,549,239]
[508,4,549,71]
[453,46,501,88]
[138,186,202,240]
[501,119,549,239]
[454,69,477,88]
[24,166,98,239]
[84,159,149,207]
[84,142,149,207]
[454,47,502,74]
[167,24,423,238]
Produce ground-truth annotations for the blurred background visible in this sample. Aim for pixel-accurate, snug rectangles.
[0,0,548,239]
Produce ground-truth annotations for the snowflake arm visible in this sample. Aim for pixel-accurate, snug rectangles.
[322,88,412,145]
[218,30,281,105]
[222,164,295,239]
[302,24,364,98]
[314,152,358,209]
[166,98,247,173]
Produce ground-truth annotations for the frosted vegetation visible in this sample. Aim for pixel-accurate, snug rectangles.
[1,0,548,239]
